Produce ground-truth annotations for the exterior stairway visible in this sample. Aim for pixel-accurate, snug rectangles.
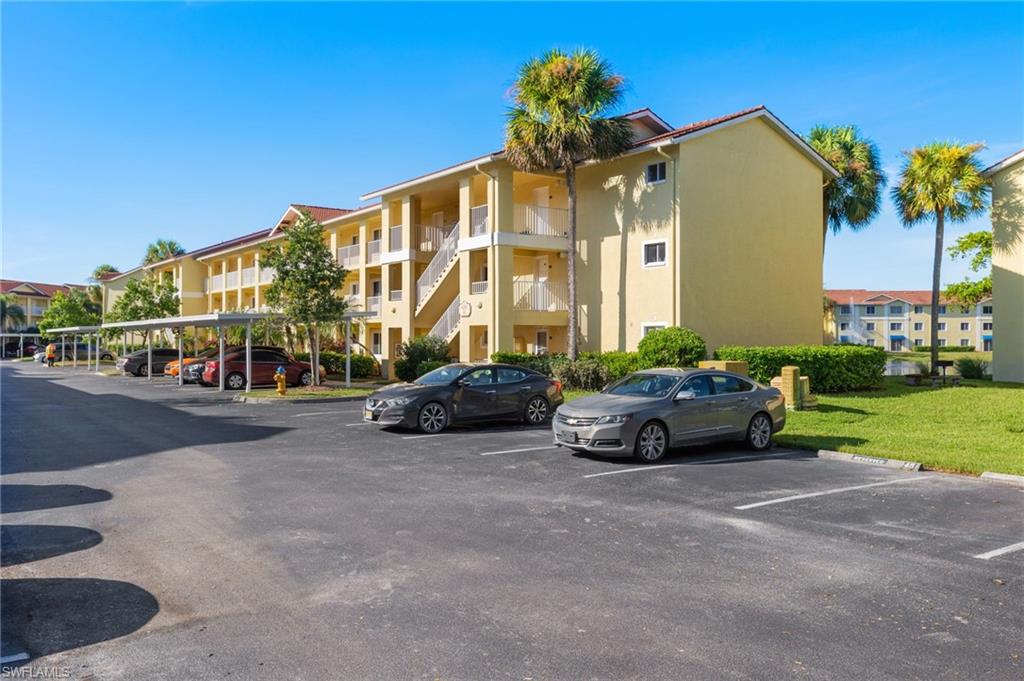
[415,223,459,313]
[429,295,462,343]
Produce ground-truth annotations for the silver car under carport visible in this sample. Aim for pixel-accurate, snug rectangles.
[552,368,786,463]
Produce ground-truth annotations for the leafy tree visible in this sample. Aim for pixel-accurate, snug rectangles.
[143,239,185,265]
[505,48,634,359]
[0,294,27,331]
[806,125,886,251]
[393,335,451,382]
[39,289,101,337]
[261,211,348,385]
[87,264,119,304]
[943,231,992,307]
[892,142,990,375]
[105,278,181,347]
[636,327,707,368]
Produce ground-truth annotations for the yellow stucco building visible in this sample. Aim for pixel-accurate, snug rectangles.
[985,150,1024,382]
[102,105,838,375]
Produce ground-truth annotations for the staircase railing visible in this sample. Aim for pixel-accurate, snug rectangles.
[416,223,460,308]
[429,295,462,342]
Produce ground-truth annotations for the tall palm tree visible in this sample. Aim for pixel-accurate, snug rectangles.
[505,48,634,359]
[806,125,886,251]
[88,263,119,304]
[0,294,28,331]
[892,142,989,375]
[143,239,185,265]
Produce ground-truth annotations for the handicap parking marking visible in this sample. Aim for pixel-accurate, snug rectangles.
[973,540,1024,561]
[734,476,929,510]
[583,451,795,479]
[479,445,561,457]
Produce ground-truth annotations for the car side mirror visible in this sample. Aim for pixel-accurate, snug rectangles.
[674,390,696,401]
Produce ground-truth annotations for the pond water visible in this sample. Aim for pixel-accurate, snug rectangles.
[885,359,924,376]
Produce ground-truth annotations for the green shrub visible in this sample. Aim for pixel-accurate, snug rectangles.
[394,335,452,382]
[596,350,644,380]
[550,355,609,391]
[912,345,975,353]
[714,344,886,393]
[955,357,989,379]
[490,351,552,375]
[637,327,707,368]
[415,360,448,377]
[295,351,377,378]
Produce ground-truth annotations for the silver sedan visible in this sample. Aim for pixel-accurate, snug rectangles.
[552,369,786,463]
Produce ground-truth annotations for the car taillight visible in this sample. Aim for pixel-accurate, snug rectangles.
[553,379,563,393]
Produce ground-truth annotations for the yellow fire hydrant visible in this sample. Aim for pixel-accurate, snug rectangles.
[274,366,287,396]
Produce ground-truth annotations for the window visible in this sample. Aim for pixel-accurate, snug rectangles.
[839,322,849,331]
[865,305,876,315]
[606,373,679,398]
[914,305,924,314]
[938,338,947,346]
[960,338,971,347]
[711,374,753,394]
[983,339,993,351]
[680,375,713,398]
[642,241,667,267]
[890,339,904,352]
[890,305,904,314]
[983,305,993,314]
[645,161,667,184]
[839,335,849,343]
[461,367,494,386]
[866,322,875,331]
[497,367,527,384]
[351,283,359,295]
[251,350,286,362]
[984,322,993,331]
[960,322,970,331]
[839,305,851,315]
[937,322,946,331]
[370,332,381,355]
[866,339,876,347]
[890,322,902,331]
[938,305,947,314]
[914,322,923,331]
[913,338,923,347]
[642,322,667,337]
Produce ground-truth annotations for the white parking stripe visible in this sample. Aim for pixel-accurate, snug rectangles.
[734,476,929,510]
[973,540,1024,560]
[479,446,559,457]
[293,411,348,417]
[403,434,440,440]
[346,422,373,427]
[584,452,793,479]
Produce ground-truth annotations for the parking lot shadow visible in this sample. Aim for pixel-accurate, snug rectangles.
[773,434,868,451]
[0,525,103,567]
[0,484,112,514]
[1,578,158,661]
[569,441,818,465]
[1,368,291,474]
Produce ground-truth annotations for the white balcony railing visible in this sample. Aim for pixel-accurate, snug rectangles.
[367,239,382,264]
[429,295,462,342]
[513,280,568,312]
[367,295,381,315]
[416,224,450,252]
[470,280,488,295]
[344,294,360,307]
[470,204,488,236]
[514,203,568,237]
[259,267,275,284]
[203,277,210,293]
[389,290,403,302]
[415,223,460,307]
[242,267,256,287]
[211,274,225,291]
[338,243,360,268]
[225,271,240,289]
[389,225,402,251]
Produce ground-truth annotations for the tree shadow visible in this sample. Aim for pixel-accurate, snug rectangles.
[1,578,158,662]
[0,485,112,514]
[816,404,869,415]
[774,434,869,451]
[571,440,819,465]
[0,525,103,567]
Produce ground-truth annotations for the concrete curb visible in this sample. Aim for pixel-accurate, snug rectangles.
[234,394,367,404]
[979,471,1024,487]
[817,449,922,472]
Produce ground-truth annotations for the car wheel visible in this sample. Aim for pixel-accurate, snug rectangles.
[226,372,246,391]
[298,370,313,387]
[524,396,549,424]
[101,353,113,361]
[418,402,448,434]
[137,364,148,377]
[633,421,668,463]
[746,413,773,451]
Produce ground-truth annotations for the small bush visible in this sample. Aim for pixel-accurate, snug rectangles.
[714,344,886,393]
[550,355,609,391]
[490,351,552,375]
[637,327,707,369]
[296,351,377,378]
[955,357,988,379]
[595,350,643,380]
[394,335,451,382]
[913,345,975,353]
[415,360,448,377]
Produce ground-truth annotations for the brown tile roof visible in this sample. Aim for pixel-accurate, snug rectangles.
[188,228,274,259]
[289,204,354,223]
[1,280,85,298]
[826,289,952,306]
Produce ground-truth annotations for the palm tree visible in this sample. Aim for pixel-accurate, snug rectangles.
[806,125,886,251]
[0,294,27,331]
[143,239,185,265]
[505,48,634,359]
[892,142,990,375]
[88,263,119,304]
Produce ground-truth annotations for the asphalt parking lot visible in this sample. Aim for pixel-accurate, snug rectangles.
[2,361,1022,680]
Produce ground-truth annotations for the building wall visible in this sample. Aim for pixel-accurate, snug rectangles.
[831,300,994,351]
[991,159,1024,382]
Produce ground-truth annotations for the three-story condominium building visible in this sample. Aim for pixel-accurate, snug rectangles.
[826,290,994,352]
[1,280,88,331]
[102,105,839,375]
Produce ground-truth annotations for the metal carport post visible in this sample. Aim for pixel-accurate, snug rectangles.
[177,326,184,387]
[341,311,374,388]
[45,326,101,370]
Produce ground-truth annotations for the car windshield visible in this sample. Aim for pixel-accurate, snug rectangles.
[605,373,681,398]
[415,364,468,385]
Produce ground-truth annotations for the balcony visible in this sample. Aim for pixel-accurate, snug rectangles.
[338,243,360,268]
[513,280,568,311]
[367,239,382,264]
[388,225,402,252]
[210,273,225,291]
[242,267,256,287]
[367,295,381,315]
[259,267,275,284]
[470,280,488,295]
[514,203,568,237]
[29,305,47,316]
[416,224,450,252]
[344,294,360,307]
[225,271,240,289]
[470,205,488,236]
[388,290,403,302]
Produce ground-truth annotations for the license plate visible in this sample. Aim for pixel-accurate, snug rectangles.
[363,409,374,421]
[557,430,578,443]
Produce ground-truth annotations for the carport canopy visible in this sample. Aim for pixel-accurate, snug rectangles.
[43,325,104,372]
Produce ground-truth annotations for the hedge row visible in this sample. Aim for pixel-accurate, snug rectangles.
[293,351,377,378]
[912,345,975,353]
[714,344,886,393]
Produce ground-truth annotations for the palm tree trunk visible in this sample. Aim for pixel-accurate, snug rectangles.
[565,162,578,360]
[929,209,945,376]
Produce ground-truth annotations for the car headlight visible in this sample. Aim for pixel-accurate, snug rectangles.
[595,414,631,425]
[387,397,413,407]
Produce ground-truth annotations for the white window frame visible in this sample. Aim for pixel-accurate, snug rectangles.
[839,305,851,315]
[645,161,667,185]
[865,305,876,315]
[866,339,876,347]
[865,322,876,331]
[890,322,902,331]
[960,338,971,347]
[982,305,993,315]
[960,322,970,331]
[914,306,923,314]
[890,305,904,315]
[937,322,946,331]
[641,239,667,269]
[983,322,993,331]
[913,322,923,331]
[839,322,849,331]
[641,322,667,338]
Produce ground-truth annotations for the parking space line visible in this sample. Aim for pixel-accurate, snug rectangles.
[583,452,793,479]
[973,540,1024,561]
[402,434,440,440]
[346,422,373,427]
[293,411,350,417]
[734,476,929,510]
[479,445,559,457]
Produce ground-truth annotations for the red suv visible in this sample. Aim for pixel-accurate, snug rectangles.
[201,348,325,390]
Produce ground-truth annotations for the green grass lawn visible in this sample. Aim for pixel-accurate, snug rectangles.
[778,377,1024,476]
[244,386,375,400]
[888,350,992,364]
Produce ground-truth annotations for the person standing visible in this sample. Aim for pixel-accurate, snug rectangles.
[45,342,56,368]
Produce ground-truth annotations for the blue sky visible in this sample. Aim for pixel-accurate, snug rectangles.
[3,2,1021,291]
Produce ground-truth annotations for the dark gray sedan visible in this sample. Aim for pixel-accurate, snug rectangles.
[364,363,564,433]
[552,368,786,463]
